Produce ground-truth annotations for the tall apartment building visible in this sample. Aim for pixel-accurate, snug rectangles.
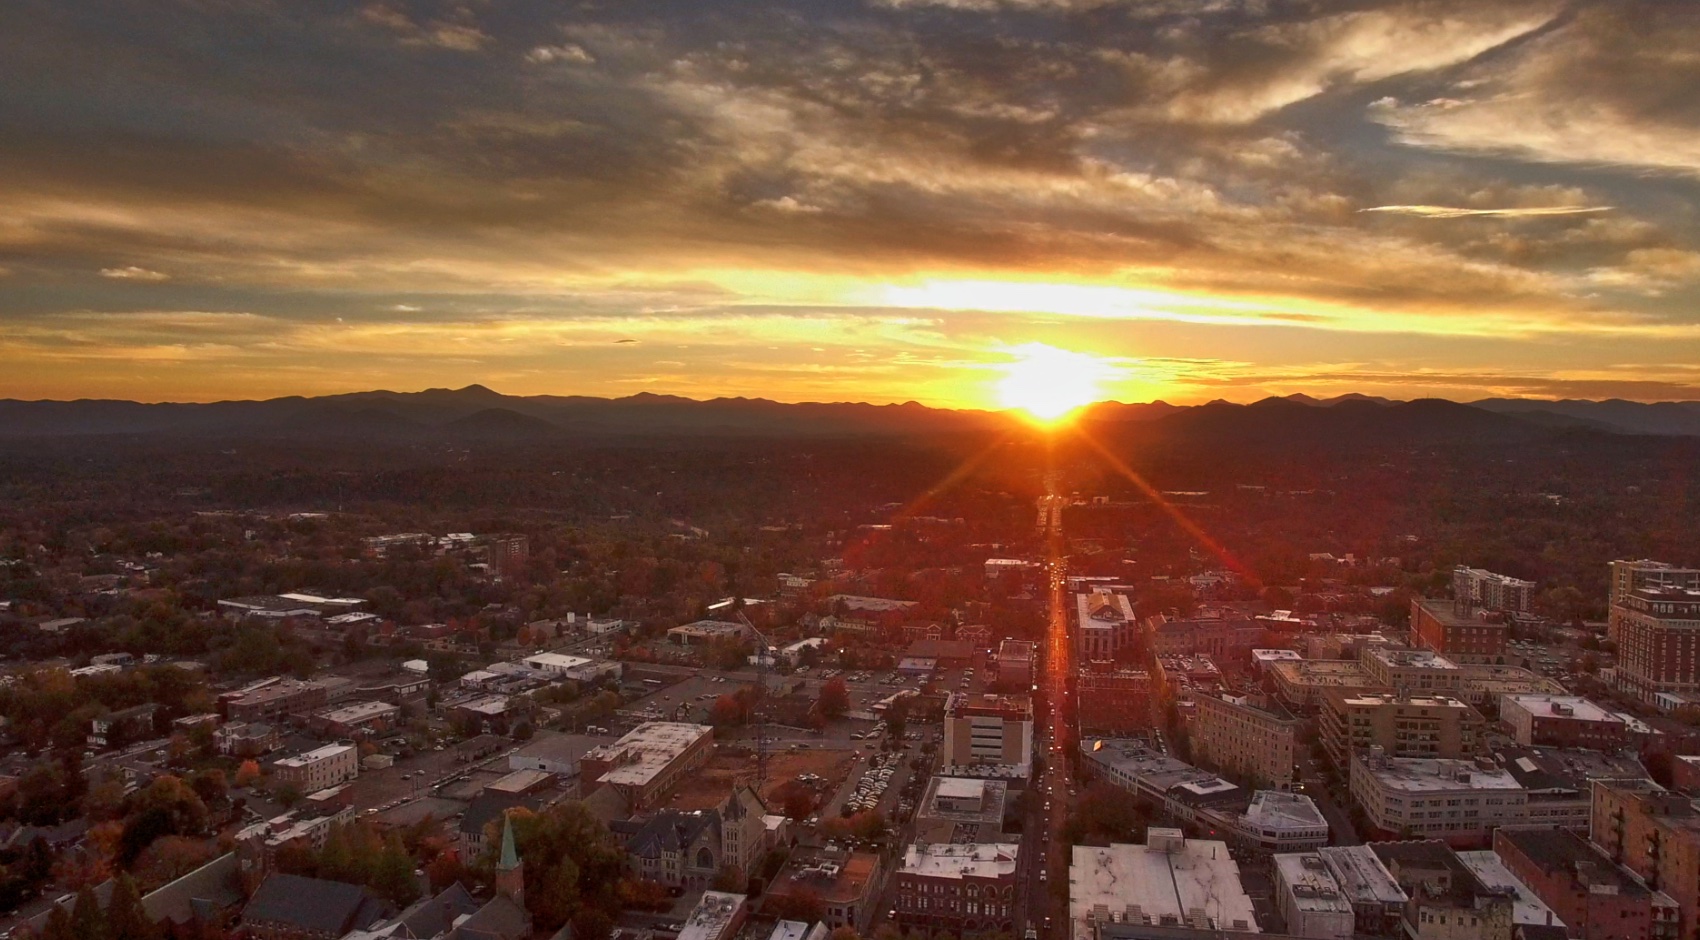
[1191,692,1299,790]
[1493,827,1678,940]
[1319,691,1485,770]
[1074,590,1136,660]
[1075,665,1152,734]
[1609,560,1700,706]
[1412,597,1509,664]
[1590,780,1700,940]
[1500,694,1631,750]
[1453,567,1536,615]
[942,693,1033,770]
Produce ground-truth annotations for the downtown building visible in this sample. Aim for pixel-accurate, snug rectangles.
[1191,692,1299,790]
[1075,590,1137,660]
[892,843,1019,937]
[1591,780,1700,940]
[1411,597,1510,665]
[942,693,1033,771]
[1608,560,1700,707]
[1452,567,1536,615]
[1318,690,1486,771]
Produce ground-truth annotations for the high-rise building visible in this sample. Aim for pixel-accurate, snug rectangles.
[1591,780,1700,940]
[1452,567,1536,615]
[1608,560,1700,706]
[1191,692,1299,789]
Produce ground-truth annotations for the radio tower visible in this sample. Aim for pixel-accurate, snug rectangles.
[738,610,776,789]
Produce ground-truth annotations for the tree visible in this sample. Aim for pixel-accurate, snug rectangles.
[42,903,75,940]
[817,678,850,719]
[771,886,826,923]
[274,782,303,809]
[710,865,745,893]
[829,928,860,940]
[107,874,157,940]
[233,760,261,788]
[70,886,104,940]
[373,833,421,906]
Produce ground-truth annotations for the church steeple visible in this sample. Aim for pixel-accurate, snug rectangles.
[495,814,524,907]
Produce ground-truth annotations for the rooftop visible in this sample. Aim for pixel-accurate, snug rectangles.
[675,891,745,940]
[901,842,1019,880]
[276,743,354,768]
[1316,845,1406,907]
[1493,828,1650,897]
[1242,791,1327,832]
[1356,754,1522,793]
[1069,833,1259,938]
[1270,660,1376,686]
[523,652,594,669]
[1367,647,1462,671]
[1455,851,1567,927]
[584,721,713,788]
[319,701,398,723]
[1273,854,1353,915]
[1502,694,1622,724]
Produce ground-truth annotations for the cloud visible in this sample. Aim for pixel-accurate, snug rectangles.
[99,266,170,281]
[1371,3,1700,174]
[1363,205,1613,219]
[752,196,824,214]
[526,44,594,65]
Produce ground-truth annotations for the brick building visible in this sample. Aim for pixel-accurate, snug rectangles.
[1075,664,1153,734]
[893,843,1019,936]
[1493,827,1677,940]
[1591,781,1700,940]
[1608,561,1700,706]
[1412,598,1509,665]
[1500,695,1631,750]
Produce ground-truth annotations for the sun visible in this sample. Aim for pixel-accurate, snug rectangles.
[997,343,1112,423]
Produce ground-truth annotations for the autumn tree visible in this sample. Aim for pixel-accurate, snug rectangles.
[817,677,850,719]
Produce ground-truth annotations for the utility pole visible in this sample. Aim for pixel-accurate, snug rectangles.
[738,611,777,789]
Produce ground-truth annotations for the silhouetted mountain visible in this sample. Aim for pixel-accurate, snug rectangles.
[1121,397,1548,453]
[441,407,563,439]
[1078,401,1182,423]
[1472,398,1700,436]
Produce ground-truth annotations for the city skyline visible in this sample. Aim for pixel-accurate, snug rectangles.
[3,0,1699,408]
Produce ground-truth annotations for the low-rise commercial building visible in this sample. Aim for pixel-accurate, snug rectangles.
[1273,854,1354,940]
[520,653,623,683]
[1270,660,1383,710]
[1316,846,1407,937]
[1068,830,1258,940]
[311,701,400,737]
[893,843,1020,936]
[1500,695,1631,750]
[1499,747,1650,831]
[766,846,882,933]
[996,639,1036,689]
[273,744,358,793]
[579,721,714,810]
[223,678,329,722]
[1350,749,1527,847]
[1224,791,1330,853]
[667,620,750,646]
[1370,842,1516,940]
[677,892,747,940]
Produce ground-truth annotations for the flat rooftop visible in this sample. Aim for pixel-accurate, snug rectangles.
[1273,854,1352,916]
[1358,756,1522,793]
[1243,791,1327,832]
[1368,647,1462,670]
[1069,838,1258,938]
[676,892,745,940]
[276,743,352,767]
[901,842,1019,880]
[586,722,712,787]
[1317,845,1406,907]
[1456,851,1567,928]
[1503,694,1621,723]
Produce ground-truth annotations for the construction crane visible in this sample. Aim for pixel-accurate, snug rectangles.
[737,610,778,788]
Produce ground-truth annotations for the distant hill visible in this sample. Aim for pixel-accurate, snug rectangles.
[1472,398,1700,436]
[2,385,1699,443]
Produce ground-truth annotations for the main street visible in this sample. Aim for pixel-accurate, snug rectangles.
[1026,471,1075,940]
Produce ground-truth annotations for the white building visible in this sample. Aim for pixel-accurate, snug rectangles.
[1349,749,1526,842]
[273,743,358,792]
[1316,846,1407,937]
[1273,854,1354,940]
[1224,791,1331,852]
[1075,590,1136,660]
[1068,829,1258,940]
[521,652,624,682]
[677,892,748,940]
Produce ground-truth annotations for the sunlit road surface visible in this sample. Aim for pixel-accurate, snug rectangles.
[1034,469,1073,940]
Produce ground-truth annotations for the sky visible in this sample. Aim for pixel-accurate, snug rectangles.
[3,0,1700,409]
